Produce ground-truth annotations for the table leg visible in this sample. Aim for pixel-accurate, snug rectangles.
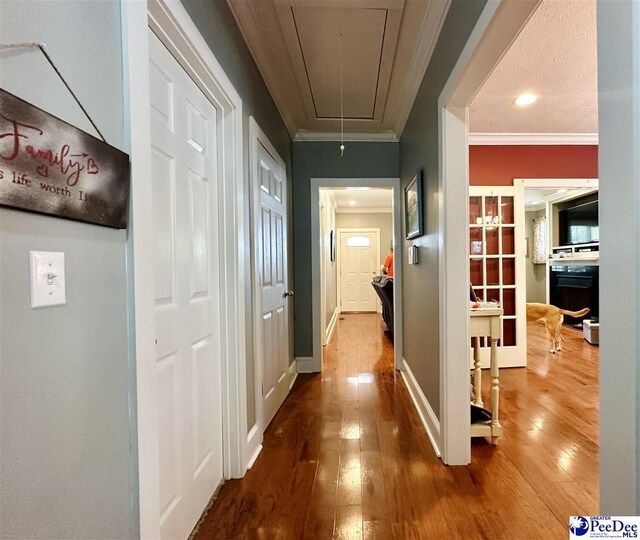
[490,336,501,444]
[473,336,483,407]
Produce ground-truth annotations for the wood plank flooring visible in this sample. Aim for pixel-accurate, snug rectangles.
[193,314,599,539]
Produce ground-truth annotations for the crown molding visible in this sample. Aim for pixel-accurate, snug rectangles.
[294,131,399,142]
[226,0,301,137]
[335,207,393,214]
[392,0,452,137]
[468,132,599,145]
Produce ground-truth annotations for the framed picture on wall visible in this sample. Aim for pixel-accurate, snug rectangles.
[405,168,423,239]
[330,230,336,262]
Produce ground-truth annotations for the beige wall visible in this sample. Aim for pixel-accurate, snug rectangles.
[525,209,547,303]
[335,212,394,267]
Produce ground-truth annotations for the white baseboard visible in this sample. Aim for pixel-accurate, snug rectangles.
[288,359,298,389]
[245,422,262,471]
[401,358,441,457]
[325,308,339,345]
[246,441,262,470]
[295,356,318,373]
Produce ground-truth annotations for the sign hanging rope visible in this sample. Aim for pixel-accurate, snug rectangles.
[0,42,107,142]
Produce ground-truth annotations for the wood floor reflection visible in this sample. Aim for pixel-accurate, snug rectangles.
[193,313,598,539]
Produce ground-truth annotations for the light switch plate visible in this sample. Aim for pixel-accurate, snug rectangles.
[408,245,419,265]
[30,251,66,307]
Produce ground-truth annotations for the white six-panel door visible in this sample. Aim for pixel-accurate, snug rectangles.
[338,230,379,312]
[256,141,290,429]
[149,31,223,539]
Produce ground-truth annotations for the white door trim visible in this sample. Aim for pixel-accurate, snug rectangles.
[515,178,599,190]
[122,1,247,537]
[514,178,599,303]
[247,116,291,470]
[309,178,403,373]
[436,0,541,465]
[336,228,381,313]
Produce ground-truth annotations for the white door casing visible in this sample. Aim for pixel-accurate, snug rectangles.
[338,229,380,312]
[247,118,293,467]
[308,178,403,374]
[437,0,540,465]
[148,31,223,539]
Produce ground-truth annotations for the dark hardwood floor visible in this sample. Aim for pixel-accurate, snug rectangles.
[193,314,599,539]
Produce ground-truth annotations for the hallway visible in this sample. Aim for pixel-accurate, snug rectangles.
[193,314,598,539]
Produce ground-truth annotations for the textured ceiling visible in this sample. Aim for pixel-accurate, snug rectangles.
[227,0,450,139]
[470,0,597,134]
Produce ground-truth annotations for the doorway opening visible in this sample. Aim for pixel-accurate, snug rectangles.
[519,179,600,327]
[440,0,601,514]
[464,0,600,511]
[308,178,403,374]
[319,187,393,342]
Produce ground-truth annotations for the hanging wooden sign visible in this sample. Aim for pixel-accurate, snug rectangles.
[0,88,130,228]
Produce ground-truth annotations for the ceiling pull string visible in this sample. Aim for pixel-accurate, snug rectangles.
[0,42,107,142]
[338,14,344,156]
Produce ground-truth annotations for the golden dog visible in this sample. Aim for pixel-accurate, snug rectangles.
[526,303,590,353]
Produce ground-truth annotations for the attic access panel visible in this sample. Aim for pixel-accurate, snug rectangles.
[277,3,402,124]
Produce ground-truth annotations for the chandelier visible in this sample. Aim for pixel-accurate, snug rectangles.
[476,214,501,231]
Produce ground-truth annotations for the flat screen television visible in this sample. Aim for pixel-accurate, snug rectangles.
[559,199,599,246]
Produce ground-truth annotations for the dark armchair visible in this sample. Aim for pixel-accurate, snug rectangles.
[371,275,394,333]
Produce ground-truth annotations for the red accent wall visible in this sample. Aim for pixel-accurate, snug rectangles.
[469,145,599,186]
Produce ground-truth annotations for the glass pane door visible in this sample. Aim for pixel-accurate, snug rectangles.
[469,187,526,367]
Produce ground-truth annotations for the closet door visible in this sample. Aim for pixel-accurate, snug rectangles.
[149,31,224,539]
[469,187,527,367]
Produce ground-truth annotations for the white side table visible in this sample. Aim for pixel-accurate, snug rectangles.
[470,307,503,444]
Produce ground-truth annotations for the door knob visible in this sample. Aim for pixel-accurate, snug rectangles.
[283,290,295,298]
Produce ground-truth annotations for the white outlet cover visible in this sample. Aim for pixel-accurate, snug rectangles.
[30,251,66,307]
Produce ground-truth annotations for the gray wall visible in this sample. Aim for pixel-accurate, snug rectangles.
[292,142,399,358]
[597,0,640,514]
[0,1,135,538]
[179,0,292,431]
[525,210,546,303]
[399,0,488,419]
[336,212,393,268]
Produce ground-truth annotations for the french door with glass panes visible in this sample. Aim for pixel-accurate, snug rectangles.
[469,187,526,367]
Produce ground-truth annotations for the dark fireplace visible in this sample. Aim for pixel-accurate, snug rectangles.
[549,264,599,325]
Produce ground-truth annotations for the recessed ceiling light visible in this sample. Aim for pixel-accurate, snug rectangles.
[514,92,538,107]
[348,200,356,206]
[346,187,369,191]
[529,200,543,205]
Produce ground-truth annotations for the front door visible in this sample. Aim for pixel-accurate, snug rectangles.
[149,31,223,539]
[256,139,291,429]
[339,230,379,312]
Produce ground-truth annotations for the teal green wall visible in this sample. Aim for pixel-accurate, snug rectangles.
[292,142,399,358]
[399,0,488,418]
